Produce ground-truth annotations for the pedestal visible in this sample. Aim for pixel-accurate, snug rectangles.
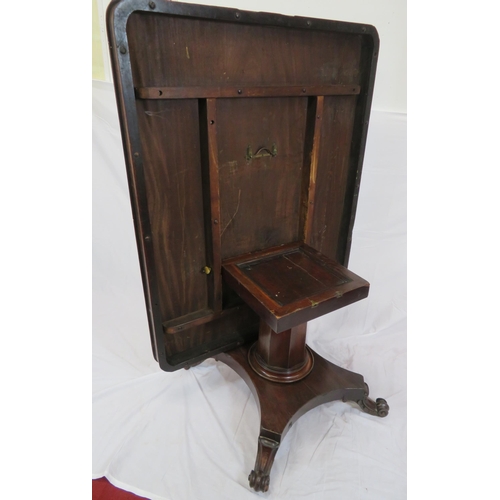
[217,243,389,491]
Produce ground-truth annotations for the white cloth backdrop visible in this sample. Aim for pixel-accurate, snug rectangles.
[92,79,407,500]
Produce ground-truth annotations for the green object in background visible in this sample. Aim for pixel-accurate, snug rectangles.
[92,0,106,80]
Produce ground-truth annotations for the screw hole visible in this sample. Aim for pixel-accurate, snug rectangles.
[158,90,163,96]
[210,120,215,125]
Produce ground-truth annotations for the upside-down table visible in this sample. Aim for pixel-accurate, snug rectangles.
[106,0,389,492]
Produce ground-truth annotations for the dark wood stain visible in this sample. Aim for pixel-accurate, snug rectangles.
[136,84,360,99]
[300,96,324,244]
[126,13,362,88]
[108,0,379,370]
[217,97,307,259]
[222,243,368,333]
[136,98,208,320]
[199,98,223,312]
[310,95,358,263]
[108,1,388,492]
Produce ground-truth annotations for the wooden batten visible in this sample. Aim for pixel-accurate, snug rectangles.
[135,85,360,100]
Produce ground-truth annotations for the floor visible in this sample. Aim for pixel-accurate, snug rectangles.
[93,478,147,500]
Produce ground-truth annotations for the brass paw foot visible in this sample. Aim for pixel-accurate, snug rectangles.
[248,469,270,492]
[357,383,389,417]
[248,436,280,492]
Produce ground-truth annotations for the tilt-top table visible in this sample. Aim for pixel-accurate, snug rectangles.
[106,0,389,492]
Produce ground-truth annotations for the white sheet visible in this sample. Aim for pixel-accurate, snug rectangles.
[92,79,407,499]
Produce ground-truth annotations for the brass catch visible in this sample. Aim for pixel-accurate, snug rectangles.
[246,143,277,161]
[202,266,212,275]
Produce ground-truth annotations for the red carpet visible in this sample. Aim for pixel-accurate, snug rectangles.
[93,478,149,500]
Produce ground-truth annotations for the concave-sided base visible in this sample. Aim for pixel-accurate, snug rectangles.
[215,343,389,493]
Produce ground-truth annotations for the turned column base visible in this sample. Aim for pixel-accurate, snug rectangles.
[247,342,314,383]
[247,321,314,383]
